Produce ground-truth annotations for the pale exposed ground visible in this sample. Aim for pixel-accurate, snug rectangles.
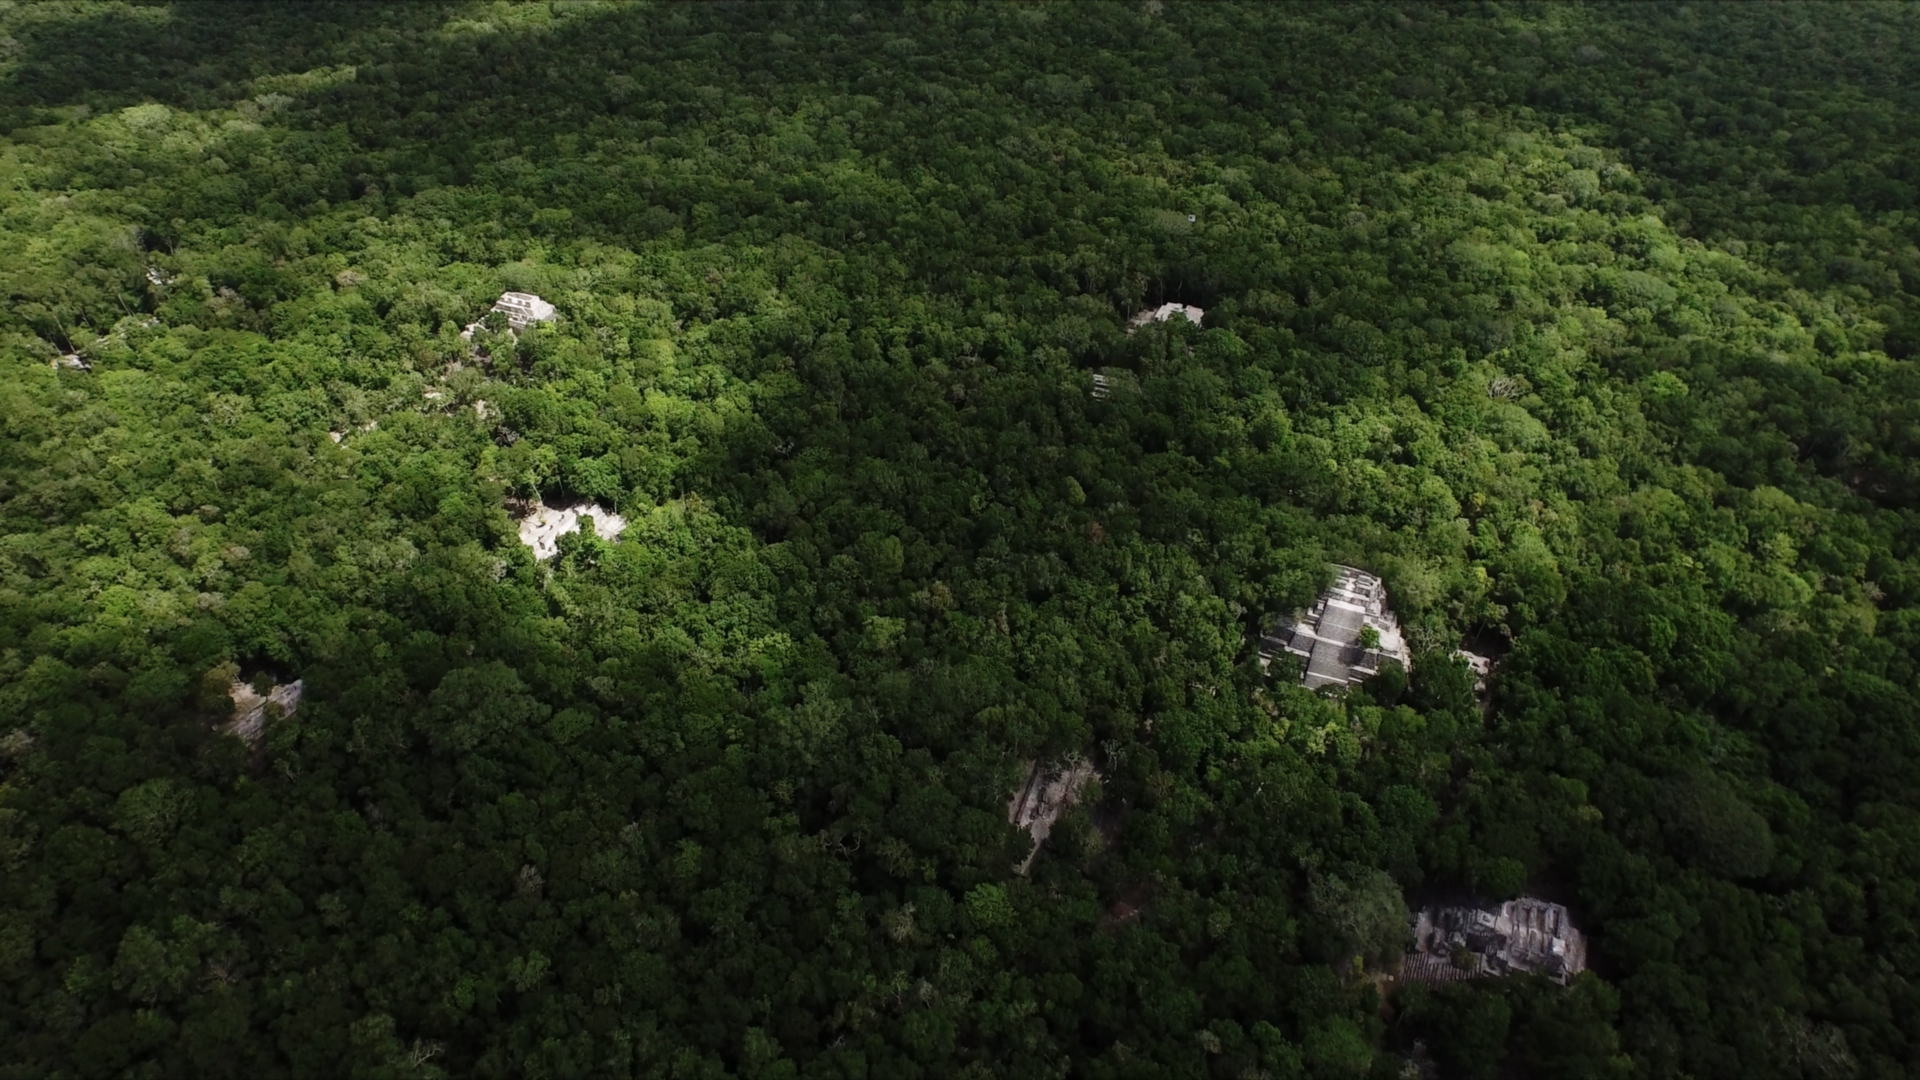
[516,502,627,560]
[227,679,303,744]
[1007,758,1100,873]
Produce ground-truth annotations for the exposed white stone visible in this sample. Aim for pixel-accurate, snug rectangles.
[462,290,559,339]
[227,678,303,744]
[1261,565,1412,689]
[1404,897,1587,985]
[516,501,627,561]
[494,291,557,328]
[1127,302,1205,331]
[1086,367,1137,401]
[1455,649,1495,696]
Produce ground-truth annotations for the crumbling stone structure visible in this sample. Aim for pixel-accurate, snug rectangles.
[462,291,559,339]
[1261,565,1412,689]
[1403,897,1587,985]
[516,501,627,561]
[1007,757,1098,873]
[1126,301,1204,331]
[227,678,303,744]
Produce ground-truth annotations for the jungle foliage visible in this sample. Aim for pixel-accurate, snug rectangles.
[2,2,1918,1077]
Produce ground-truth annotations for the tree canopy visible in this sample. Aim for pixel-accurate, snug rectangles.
[2,2,1918,1077]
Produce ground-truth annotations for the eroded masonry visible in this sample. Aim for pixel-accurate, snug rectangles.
[226,677,303,745]
[1402,898,1588,985]
[516,501,627,561]
[462,290,559,339]
[1126,301,1205,331]
[1006,758,1098,873]
[1262,565,1412,689]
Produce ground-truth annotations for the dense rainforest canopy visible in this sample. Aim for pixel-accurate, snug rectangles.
[3,2,1919,1076]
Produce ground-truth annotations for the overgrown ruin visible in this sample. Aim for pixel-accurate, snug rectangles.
[1087,367,1138,401]
[1262,565,1412,689]
[1126,301,1205,331]
[1403,897,1587,985]
[516,500,627,561]
[1455,648,1496,706]
[462,290,559,339]
[227,677,303,744]
[1007,757,1098,873]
